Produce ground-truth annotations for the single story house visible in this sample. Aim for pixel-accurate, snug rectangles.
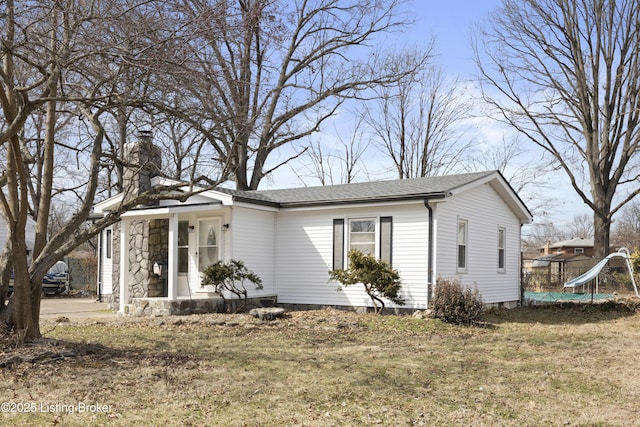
[93,139,532,314]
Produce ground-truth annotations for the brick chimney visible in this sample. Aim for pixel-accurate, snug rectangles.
[122,130,161,205]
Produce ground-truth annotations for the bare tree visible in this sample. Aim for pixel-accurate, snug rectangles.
[522,219,568,256]
[292,117,370,186]
[152,0,418,190]
[139,113,219,182]
[469,136,555,217]
[0,1,214,340]
[360,49,473,179]
[566,214,594,239]
[475,0,640,258]
[612,200,640,250]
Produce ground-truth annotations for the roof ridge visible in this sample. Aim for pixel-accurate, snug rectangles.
[224,170,499,207]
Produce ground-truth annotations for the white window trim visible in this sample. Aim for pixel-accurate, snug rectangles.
[498,226,506,273]
[105,228,112,259]
[347,217,377,258]
[177,220,190,275]
[457,218,468,272]
[197,217,222,272]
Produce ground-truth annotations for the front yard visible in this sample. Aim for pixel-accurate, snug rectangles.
[2,302,640,426]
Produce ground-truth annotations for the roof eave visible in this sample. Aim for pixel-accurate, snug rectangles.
[276,191,450,208]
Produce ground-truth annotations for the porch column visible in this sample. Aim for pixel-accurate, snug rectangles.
[167,213,178,300]
[119,218,130,315]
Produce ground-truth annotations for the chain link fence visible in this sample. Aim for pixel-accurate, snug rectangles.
[523,255,636,295]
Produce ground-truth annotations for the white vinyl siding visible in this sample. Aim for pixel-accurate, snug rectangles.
[435,183,522,304]
[0,216,36,256]
[230,207,276,295]
[275,203,429,310]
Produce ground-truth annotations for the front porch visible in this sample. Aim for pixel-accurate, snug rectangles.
[115,202,231,315]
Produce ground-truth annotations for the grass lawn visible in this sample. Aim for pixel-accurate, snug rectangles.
[2,301,640,426]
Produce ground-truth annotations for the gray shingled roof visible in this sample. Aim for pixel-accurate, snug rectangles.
[224,171,497,207]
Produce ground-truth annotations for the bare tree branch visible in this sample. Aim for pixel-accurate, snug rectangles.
[475,0,640,257]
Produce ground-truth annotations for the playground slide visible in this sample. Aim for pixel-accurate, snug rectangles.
[563,254,619,288]
[563,248,638,297]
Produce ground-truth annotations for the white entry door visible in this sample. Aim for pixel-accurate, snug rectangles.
[197,218,221,272]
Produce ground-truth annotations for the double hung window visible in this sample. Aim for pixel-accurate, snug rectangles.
[332,216,393,270]
[349,218,376,256]
[457,219,468,270]
[498,227,506,271]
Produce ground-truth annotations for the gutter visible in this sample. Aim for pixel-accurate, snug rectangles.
[232,191,453,209]
[97,230,102,302]
[519,223,524,306]
[424,193,448,307]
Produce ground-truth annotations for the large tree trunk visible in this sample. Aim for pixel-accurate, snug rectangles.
[10,228,39,340]
[593,213,611,260]
[591,178,613,259]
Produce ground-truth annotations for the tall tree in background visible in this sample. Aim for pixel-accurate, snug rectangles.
[566,213,594,239]
[612,200,640,249]
[361,50,472,179]
[157,0,418,190]
[470,136,555,217]
[476,0,640,258]
[292,118,369,185]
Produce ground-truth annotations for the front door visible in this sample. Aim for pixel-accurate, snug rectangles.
[197,218,221,272]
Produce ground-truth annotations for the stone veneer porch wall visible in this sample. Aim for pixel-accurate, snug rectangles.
[108,218,169,305]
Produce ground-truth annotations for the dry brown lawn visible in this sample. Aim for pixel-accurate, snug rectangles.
[2,301,640,426]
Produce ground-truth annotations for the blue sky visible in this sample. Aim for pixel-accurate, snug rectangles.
[402,0,503,77]
[399,0,593,229]
[268,0,592,232]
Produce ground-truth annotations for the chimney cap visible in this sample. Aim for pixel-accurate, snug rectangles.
[138,130,153,141]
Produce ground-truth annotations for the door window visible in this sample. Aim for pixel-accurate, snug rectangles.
[198,219,220,271]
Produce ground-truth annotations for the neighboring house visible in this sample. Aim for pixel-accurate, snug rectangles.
[540,238,595,257]
[93,138,532,314]
[525,238,596,291]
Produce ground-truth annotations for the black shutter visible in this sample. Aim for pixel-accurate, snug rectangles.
[333,219,345,270]
[380,216,392,265]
